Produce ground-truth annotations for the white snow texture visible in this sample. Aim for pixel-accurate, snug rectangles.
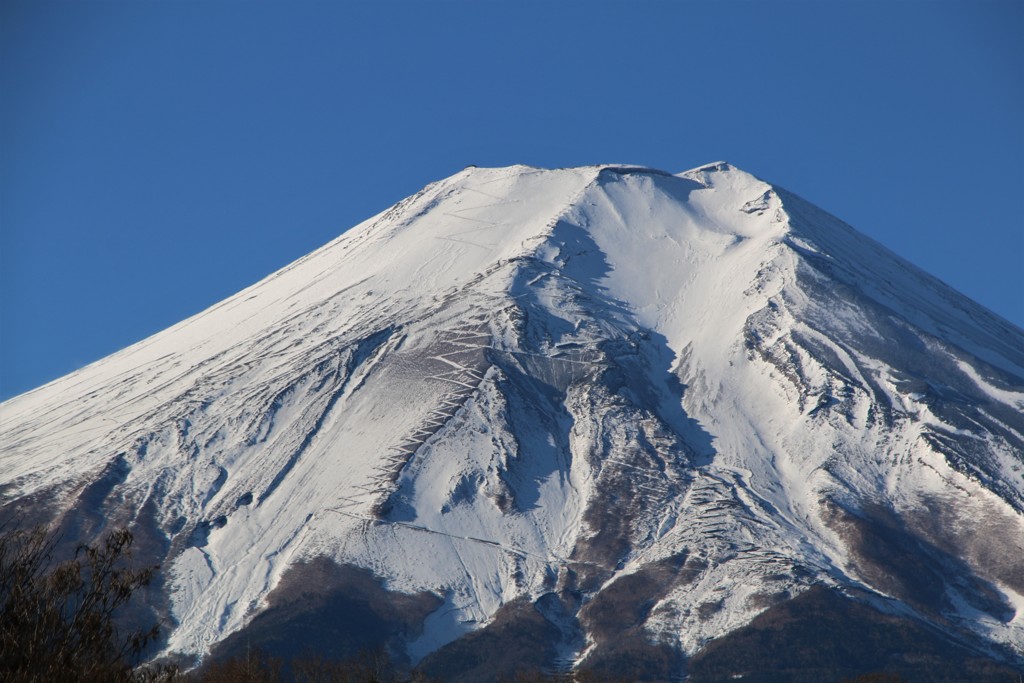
[2,163,1022,667]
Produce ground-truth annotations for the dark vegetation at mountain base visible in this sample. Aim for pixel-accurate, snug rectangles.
[206,558,440,670]
[188,648,636,683]
[2,525,1021,682]
[687,586,1023,683]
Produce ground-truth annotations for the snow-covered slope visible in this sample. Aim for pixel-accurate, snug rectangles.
[2,163,1022,677]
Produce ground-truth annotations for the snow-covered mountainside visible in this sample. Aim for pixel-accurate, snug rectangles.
[2,163,1023,679]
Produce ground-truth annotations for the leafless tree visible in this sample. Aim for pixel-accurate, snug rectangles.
[0,524,174,682]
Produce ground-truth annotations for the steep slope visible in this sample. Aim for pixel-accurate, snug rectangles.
[1,163,1022,679]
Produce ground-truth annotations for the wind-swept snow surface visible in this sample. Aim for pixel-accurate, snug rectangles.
[2,163,1022,679]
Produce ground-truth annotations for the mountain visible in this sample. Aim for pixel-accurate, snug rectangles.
[2,163,1022,681]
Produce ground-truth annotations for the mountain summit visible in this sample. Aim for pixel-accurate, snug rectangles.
[2,163,1023,680]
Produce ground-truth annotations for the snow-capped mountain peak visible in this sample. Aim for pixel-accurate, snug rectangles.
[1,163,1021,679]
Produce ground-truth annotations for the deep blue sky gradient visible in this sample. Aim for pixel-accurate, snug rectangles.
[2,0,1022,400]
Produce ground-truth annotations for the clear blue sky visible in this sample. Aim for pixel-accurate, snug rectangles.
[2,0,1022,400]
